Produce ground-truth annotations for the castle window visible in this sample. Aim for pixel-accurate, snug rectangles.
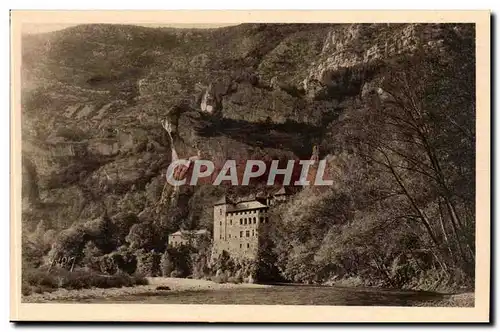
[220,221,222,226]
[265,217,269,223]
[240,231,243,238]
[260,217,264,223]
[240,244,242,248]
[253,217,256,224]
[240,219,242,225]
[229,234,231,238]
[220,209,222,215]
[247,243,250,248]
[252,230,254,236]
[246,230,250,237]
[230,220,232,225]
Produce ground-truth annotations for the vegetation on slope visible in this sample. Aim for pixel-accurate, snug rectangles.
[21,23,475,292]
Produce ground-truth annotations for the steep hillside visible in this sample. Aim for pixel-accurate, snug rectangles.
[21,23,475,288]
[21,22,462,230]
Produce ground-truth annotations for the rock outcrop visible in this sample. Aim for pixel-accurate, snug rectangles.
[20,22,469,238]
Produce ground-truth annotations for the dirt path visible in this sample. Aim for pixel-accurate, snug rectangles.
[22,277,270,303]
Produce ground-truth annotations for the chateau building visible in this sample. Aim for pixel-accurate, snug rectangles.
[168,229,209,248]
[212,189,290,260]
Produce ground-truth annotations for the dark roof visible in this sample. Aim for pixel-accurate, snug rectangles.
[232,200,268,211]
[170,229,209,237]
[214,195,233,206]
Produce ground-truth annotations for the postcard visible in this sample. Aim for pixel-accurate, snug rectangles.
[10,10,490,323]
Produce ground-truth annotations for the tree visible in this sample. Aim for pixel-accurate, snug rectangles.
[125,222,155,251]
[83,214,115,253]
[47,225,90,266]
[82,241,102,270]
[110,212,140,247]
[340,28,475,282]
[160,250,175,277]
[135,249,161,277]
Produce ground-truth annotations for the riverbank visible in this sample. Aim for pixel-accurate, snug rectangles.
[22,277,473,307]
[416,292,474,307]
[22,277,270,303]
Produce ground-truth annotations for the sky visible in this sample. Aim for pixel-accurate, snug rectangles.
[21,23,237,35]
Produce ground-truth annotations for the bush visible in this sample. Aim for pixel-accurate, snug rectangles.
[21,266,148,296]
[21,283,31,296]
[98,255,118,275]
[170,270,182,278]
[126,222,155,251]
[135,249,161,277]
[160,251,174,277]
[165,246,194,278]
[227,276,242,284]
[22,267,58,289]
[191,251,211,279]
[211,271,229,284]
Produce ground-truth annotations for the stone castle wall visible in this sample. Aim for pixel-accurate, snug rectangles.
[213,204,270,260]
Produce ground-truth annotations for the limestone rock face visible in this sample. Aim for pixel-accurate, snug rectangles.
[200,82,227,115]
[20,22,467,243]
[303,24,448,99]
[200,88,216,113]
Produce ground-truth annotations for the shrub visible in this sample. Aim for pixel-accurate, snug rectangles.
[126,222,155,251]
[211,270,229,284]
[21,266,148,296]
[21,283,31,296]
[227,276,242,284]
[98,255,119,275]
[22,267,58,289]
[82,241,102,270]
[114,250,138,275]
[160,251,174,277]
[135,249,161,277]
[166,246,194,278]
[170,270,182,278]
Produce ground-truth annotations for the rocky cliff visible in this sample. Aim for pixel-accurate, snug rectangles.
[21,23,467,237]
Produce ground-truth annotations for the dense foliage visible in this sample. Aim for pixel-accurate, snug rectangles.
[21,23,475,292]
[260,31,475,290]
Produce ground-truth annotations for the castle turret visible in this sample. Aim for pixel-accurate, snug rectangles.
[213,196,232,252]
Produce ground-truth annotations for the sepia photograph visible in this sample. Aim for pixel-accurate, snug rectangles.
[10,10,490,322]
